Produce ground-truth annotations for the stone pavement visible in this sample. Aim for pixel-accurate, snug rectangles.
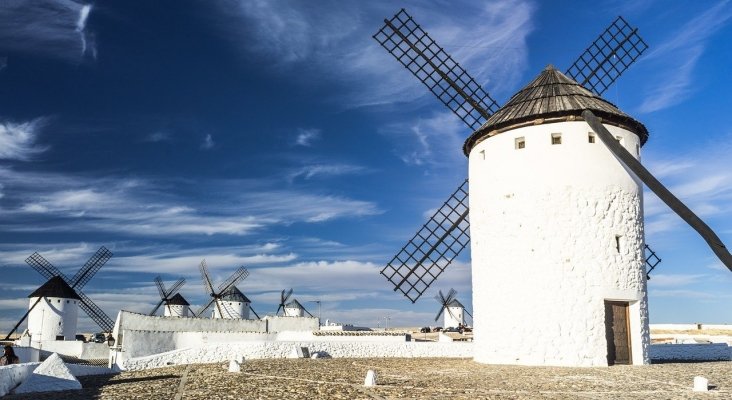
[3,358,732,399]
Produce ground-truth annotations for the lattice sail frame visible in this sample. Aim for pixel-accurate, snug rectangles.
[565,16,649,96]
[644,244,662,279]
[373,9,500,131]
[381,180,470,303]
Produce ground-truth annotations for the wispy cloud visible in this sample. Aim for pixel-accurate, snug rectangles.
[0,118,49,161]
[201,134,214,150]
[0,56,6,72]
[379,111,465,167]
[643,139,732,236]
[0,167,382,237]
[0,0,96,63]
[212,0,535,107]
[639,2,732,113]
[294,128,320,147]
[288,163,368,181]
[144,131,172,143]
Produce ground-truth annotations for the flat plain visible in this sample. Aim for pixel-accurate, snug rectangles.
[3,358,732,399]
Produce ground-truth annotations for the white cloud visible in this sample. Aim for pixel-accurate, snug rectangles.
[288,163,368,181]
[0,118,49,161]
[0,0,96,63]
[201,134,214,149]
[0,167,382,237]
[295,128,320,147]
[0,56,6,72]
[639,2,732,113]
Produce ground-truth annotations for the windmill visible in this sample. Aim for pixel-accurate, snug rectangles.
[195,260,250,319]
[4,246,114,341]
[373,9,731,366]
[148,276,187,316]
[434,288,471,329]
[275,288,293,316]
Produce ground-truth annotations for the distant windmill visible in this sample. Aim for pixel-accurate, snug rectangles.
[148,276,186,316]
[434,289,471,329]
[4,246,114,341]
[275,288,293,316]
[195,260,249,319]
[373,9,731,366]
[284,298,314,318]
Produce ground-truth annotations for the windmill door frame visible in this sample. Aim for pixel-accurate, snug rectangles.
[604,300,632,365]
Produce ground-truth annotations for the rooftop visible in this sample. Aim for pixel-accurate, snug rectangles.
[463,65,649,155]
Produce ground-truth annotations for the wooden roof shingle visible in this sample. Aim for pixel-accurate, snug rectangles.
[463,65,649,155]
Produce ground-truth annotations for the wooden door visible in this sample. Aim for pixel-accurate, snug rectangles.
[604,301,632,365]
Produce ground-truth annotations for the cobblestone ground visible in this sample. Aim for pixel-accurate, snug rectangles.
[4,358,732,399]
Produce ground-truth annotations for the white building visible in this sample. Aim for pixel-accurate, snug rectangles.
[464,66,650,367]
[164,293,190,318]
[27,276,80,341]
[443,299,465,329]
[284,299,307,317]
[212,287,250,319]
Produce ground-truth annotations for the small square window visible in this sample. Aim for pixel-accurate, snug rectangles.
[551,133,562,145]
[615,235,622,252]
[588,133,595,143]
[479,150,485,160]
[515,137,525,149]
[636,144,640,156]
[615,136,623,144]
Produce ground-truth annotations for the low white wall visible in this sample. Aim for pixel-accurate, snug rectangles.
[122,341,473,370]
[650,344,731,362]
[276,331,406,342]
[0,361,111,396]
[650,323,732,331]
[0,363,39,397]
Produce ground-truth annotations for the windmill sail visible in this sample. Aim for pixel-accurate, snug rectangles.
[381,180,469,303]
[566,16,648,96]
[373,9,499,131]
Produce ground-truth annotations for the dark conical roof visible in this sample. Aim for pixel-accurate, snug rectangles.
[28,276,81,300]
[166,293,190,306]
[463,65,649,155]
[220,286,250,302]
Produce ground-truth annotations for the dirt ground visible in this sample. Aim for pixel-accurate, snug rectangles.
[4,358,732,399]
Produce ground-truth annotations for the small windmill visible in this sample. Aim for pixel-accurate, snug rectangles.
[284,298,314,318]
[148,276,186,316]
[4,246,114,340]
[373,9,731,366]
[434,288,471,329]
[195,260,249,319]
[275,288,293,316]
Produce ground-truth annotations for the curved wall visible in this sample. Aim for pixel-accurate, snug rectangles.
[468,121,650,366]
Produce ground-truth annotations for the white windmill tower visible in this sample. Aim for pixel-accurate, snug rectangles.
[434,289,470,329]
[276,289,314,318]
[195,260,260,320]
[164,293,191,317]
[374,10,732,367]
[148,276,190,317]
[26,276,80,341]
[4,247,115,342]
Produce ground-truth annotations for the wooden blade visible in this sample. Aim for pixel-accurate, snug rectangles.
[583,110,732,271]
[154,276,166,299]
[149,299,165,316]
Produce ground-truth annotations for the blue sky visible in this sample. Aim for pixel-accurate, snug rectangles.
[1,0,731,333]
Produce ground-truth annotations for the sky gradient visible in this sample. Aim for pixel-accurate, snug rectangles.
[1,0,731,333]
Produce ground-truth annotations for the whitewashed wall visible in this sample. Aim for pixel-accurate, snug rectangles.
[122,341,474,370]
[444,306,464,329]
[27,297,79,341]
[469,121,650,367]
